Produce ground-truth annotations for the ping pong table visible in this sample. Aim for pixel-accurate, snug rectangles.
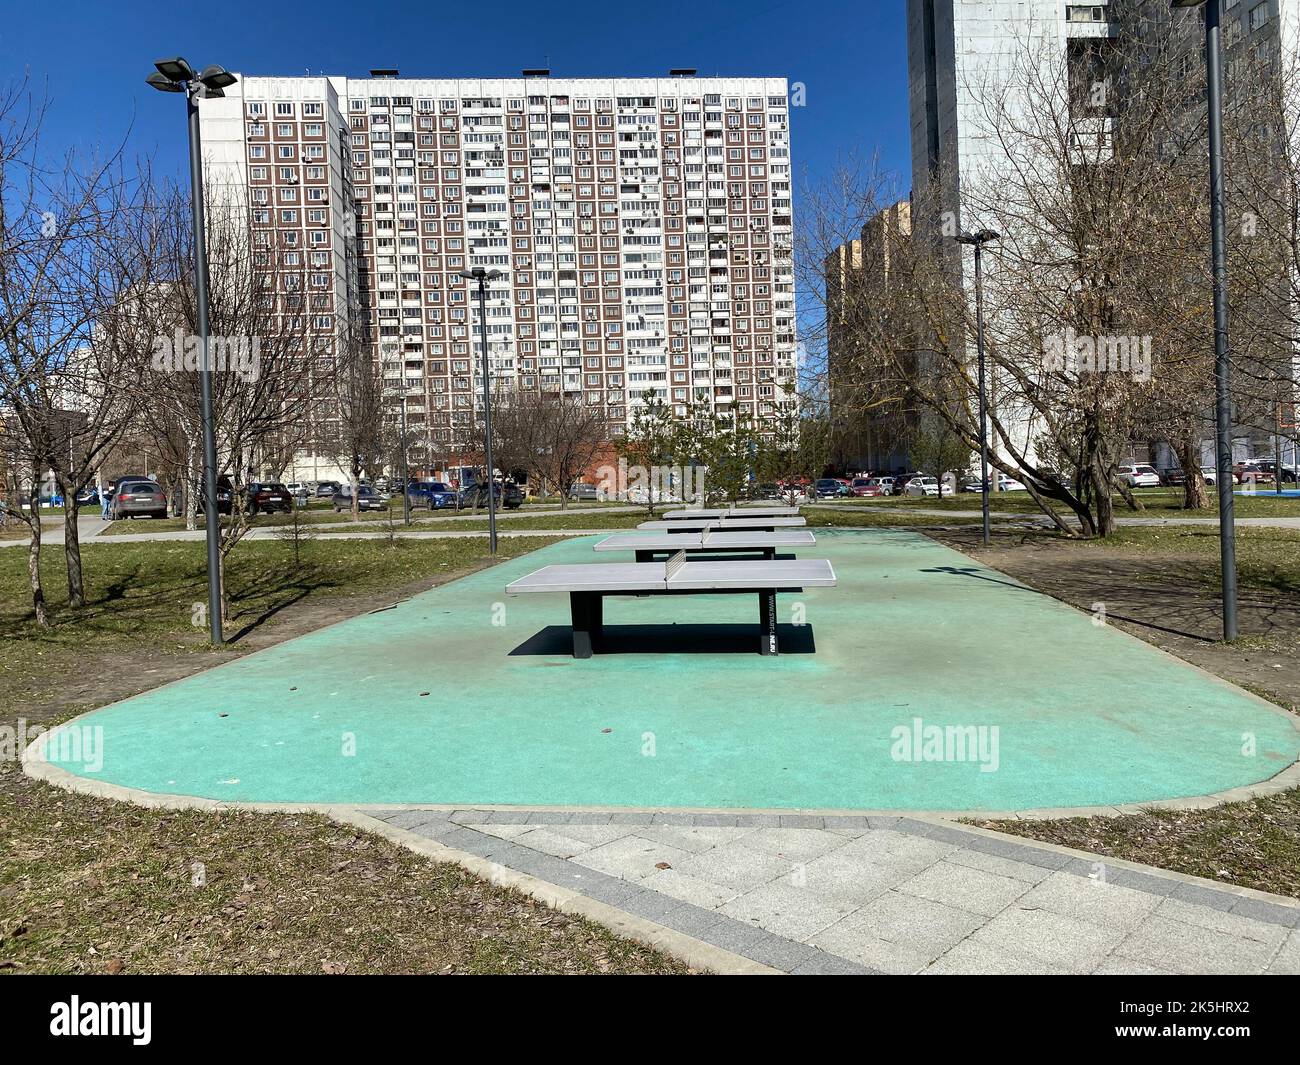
[505,550,836,657]
[593,529,816,562]
[661,505,801,520]
[637,516,807,534]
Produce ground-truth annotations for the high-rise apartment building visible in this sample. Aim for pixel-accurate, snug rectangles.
[198,72,797,478]
[824,201,915,472]
[906,0,1300,469]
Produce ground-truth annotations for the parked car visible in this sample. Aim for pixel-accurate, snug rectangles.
[903,475,955,497]
[625,484,681,505]
[195,475,237,515]
[569,482,599,502]
[246,482,293,515]
[74,485,100,507]
[892,474,921,496]
[1159,466,1218,487]
[315,481,341,498]
[459,482,524,510]
[108,479,168,520]
[813,478,843,499]
[850,477,887,497]
[965,474,1026,493]
[1117,463,1161,488]
[773,481,810,504]
[1034,469,1074,492]
[407,480,458,509]
[332,485,386,512]
[748,482,782,501]
[1235,459,1297,485]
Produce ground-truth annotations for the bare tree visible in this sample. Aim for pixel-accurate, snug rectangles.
[0,80,171,615]
[140,184,325,620]
[328,317,385,521]
[493,387,606,509]
[796,19,1246,536]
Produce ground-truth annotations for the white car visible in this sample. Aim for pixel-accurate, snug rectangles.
[962,475,1026,492]
[625,485,683,505]
[1118,463,1161,488]
[903,476,954,497]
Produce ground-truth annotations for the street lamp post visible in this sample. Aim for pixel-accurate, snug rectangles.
[381,387,412,524]
[398,392,411,526]
[955,228,1000,546]
[147,57,237,646]
[458,267,503,553]
[1173,0,1238,640]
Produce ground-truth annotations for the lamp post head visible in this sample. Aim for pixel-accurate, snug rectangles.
[458,268,505,283]
[148,59,237,98]
[955,228,1001,246]
[146,72,184,94]
[153,57,196,82]
[198,66,238,90]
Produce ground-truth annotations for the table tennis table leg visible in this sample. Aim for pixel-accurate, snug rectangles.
[758,590,778,655]
[570,591,602,658]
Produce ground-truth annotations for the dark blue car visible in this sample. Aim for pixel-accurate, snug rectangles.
[407,481,458,509]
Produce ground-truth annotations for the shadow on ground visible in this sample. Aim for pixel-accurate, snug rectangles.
[510,622,818,656]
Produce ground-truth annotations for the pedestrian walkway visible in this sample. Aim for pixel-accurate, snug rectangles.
[363,807,1300,975]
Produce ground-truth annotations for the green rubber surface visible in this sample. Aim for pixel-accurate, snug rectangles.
[45,530,1299,810]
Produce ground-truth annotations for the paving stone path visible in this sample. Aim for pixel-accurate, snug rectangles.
[368,808,1300,975]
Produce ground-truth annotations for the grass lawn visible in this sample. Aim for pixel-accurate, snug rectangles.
[1077,524,1300,597]
[0,536,693,974]
[973,791,1300,900]
[803,508,986,528]
[98,502,644,536]
[98,502,406,536]
[820,488,1300,519]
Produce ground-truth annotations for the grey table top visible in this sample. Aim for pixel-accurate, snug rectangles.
[593,530,817,551]
[662,506,800,519]
[506,557,836,594]
[637,516,807,531]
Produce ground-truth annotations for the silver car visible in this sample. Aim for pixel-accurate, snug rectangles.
[109,479,168,519]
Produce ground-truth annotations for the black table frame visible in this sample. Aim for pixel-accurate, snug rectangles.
[567,585,803,658]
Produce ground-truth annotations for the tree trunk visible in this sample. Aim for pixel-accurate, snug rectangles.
[1176,435,1211,510]
[1086,454,1116,538]
[350,463,361,522]
[185,440,199,531]
[1115,479,1143,512]
[27,492,48,627]
[62,495,85,608]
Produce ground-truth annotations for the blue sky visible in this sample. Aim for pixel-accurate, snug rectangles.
[2,0,912,194]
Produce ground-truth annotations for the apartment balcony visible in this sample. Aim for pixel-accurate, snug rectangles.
[1064,3,1116,38]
